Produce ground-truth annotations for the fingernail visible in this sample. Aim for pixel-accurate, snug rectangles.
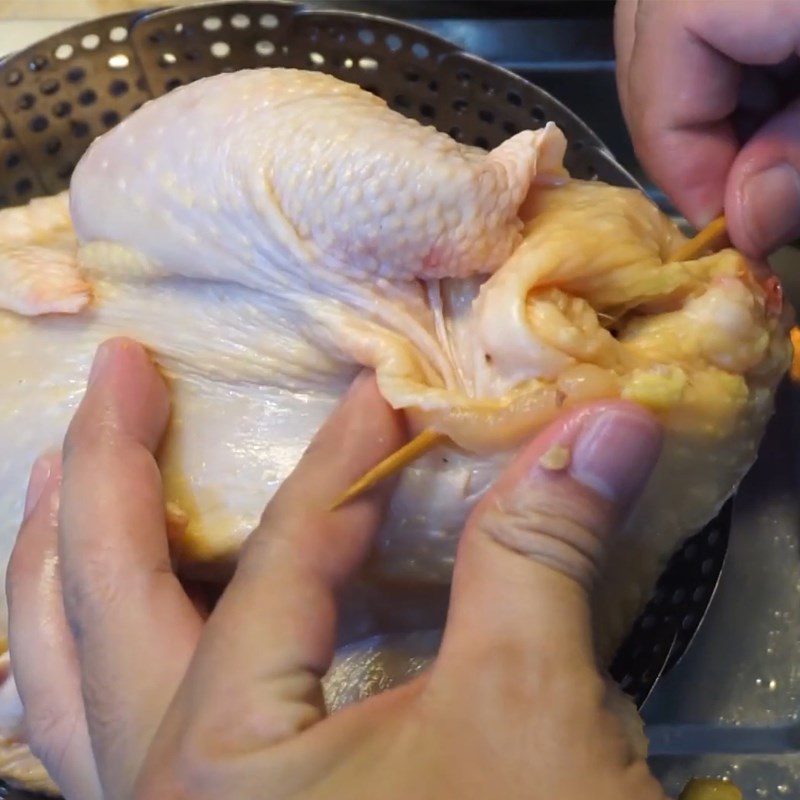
[23,452,59,521]
[570,409,662,505]
[692,207,723,231]
[87,340,115,387]
[346,369,373,395]
[741,163,800,253]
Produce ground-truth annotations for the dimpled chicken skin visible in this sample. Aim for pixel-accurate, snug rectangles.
[0,68,791,794]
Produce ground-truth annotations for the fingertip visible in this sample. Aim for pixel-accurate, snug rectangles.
[446,402,662,643]
[475,400,662,515]
[727,161,800,258]
[322,369,406,469]
[567,403,662,507]
[339,369,402,434]
[88,337,150,382]
[91,337,167,395]
[454,400,663,601]
[635,124,734,230]
[722,97,800,256]
[275,368,407,517]
[73,338,170,453]
[345,367,377,395]
[442,402,661,674]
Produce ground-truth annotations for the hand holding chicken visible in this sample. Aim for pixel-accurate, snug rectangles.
[10,338,668,800]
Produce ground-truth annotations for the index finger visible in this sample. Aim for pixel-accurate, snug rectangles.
[59,339,203,796]
[145,373,407,772]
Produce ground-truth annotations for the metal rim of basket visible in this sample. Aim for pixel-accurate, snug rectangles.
[0,0,730,725]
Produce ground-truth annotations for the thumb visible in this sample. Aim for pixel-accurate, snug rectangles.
[439,402,662,675]
[726,96,800,257]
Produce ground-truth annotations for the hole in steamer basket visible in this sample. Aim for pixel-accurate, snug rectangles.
[108,53,129,69]
[54,43,74,60]
[255,40,275,57]
[109,78,128,96]
[40,78,59,95]
[211,42,231,59]
[385,33,402,52]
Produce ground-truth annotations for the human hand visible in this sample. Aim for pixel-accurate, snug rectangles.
[615,0,800,256]
[9,337,666,800]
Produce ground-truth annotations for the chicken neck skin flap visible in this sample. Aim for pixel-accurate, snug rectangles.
[0,68,790,795]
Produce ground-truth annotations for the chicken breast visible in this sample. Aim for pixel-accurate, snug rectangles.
[0,68,790,794]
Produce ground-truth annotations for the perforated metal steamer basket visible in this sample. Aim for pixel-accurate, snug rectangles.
[0,3,732,793]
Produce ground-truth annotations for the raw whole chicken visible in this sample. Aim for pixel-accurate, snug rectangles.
[0,68,790,794]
